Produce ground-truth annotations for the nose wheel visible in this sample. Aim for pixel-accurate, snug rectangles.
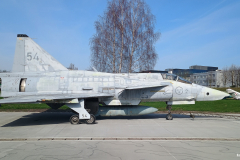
[166,105,173,120]
[166,113,173,120]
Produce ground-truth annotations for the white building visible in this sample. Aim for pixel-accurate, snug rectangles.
[190,70,231,88]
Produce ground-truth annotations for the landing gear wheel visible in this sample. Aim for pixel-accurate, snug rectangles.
[166,114,173,120]
[85,114,96,124]
[70,115,79,124]
[166,104,173,120]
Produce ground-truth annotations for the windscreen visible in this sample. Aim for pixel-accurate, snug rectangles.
[177,76,192,84]
[161,73,178,81]
[161,73,192,84]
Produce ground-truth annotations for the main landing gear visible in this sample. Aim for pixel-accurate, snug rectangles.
[70,115,79,125]
[69,114,96,125]
[66,99,97,125]
[166,105,173,120]
[84,114,96,124]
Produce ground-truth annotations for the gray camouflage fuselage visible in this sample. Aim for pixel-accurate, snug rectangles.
[0,70,228,104]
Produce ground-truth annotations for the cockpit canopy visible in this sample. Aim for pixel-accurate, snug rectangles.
[161,73,192,84]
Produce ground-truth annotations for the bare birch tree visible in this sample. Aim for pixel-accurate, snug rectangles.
[236,66,240,87]
[90,0,160,73]
[229,64,237,87]
[221,67,229,87]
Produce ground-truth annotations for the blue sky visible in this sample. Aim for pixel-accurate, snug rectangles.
[0,0,239,71]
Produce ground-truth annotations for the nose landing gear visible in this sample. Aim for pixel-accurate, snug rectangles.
[166,105,173,120]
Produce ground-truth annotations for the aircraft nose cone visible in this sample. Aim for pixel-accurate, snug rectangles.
[196,87,230,101]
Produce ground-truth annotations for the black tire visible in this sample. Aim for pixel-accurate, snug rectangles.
[166,114,173,120]
[70,115,79,125]
[85,114,96,124]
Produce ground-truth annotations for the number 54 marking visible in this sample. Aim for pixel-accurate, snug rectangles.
[82,114,87,118]
[27,52,39,61]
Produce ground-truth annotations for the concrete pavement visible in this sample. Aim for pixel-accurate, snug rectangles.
[0,112,240,139]
[0,112,240,159]
[0,141,240,160]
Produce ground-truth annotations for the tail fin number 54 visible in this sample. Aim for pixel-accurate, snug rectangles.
[27,52,39,61]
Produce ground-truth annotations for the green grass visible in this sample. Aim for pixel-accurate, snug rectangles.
[214,87,240,92]
[0,99,239,113]
[141,99,240,113]
[0,103,70,110]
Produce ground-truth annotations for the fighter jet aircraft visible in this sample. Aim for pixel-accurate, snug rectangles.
[226,89,240,100]
[0,34,229,124]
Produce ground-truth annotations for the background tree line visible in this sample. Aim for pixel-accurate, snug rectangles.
[221,64,240,87]
[90,0,160,73]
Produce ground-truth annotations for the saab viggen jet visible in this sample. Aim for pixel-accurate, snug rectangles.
[0,34,229,124]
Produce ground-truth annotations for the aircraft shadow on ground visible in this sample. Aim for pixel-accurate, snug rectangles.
[96,113,191,120]
[1,111,191,127]
[1,111,73,127]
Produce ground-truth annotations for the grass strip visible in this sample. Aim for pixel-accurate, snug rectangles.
[141,99,240,113]
[0,103,70,110]
[0,99,239,113]
[213,87,240,92]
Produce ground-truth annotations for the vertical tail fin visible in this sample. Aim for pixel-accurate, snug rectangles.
[12,34,68,72]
